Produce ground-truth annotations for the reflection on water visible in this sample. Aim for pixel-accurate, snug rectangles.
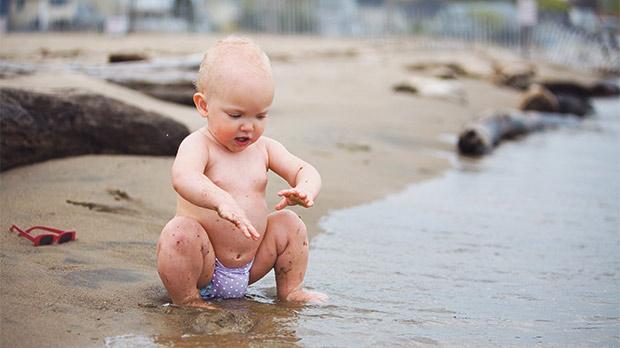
[105,295,305,347]
[106,98,619,347]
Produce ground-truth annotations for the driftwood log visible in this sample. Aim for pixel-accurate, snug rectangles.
[519,84,592,116]
[519,80,619,117]
[393,76,466,103]
[111,80,196,106]
[457,109,580,156]
[541,80,620,98]
[78,56,200,106]
[0,87,190,172]
[462,79,619,156]
[108,52,149,63]
[491,61,537,90]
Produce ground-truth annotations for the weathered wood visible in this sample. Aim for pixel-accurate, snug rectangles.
[518,84,559,113]
[1,56,202,105]
[519,80,619,116]
[0,87,190,172]
[111,80,196,106]
[457,109,580,156]
[108,53,149,63]
[491,61,537,90]
[0,60,36,78]
[519,84,593,116]
[541,80,620,98]
[520,79,620,117]
[78,57,200,105]
[393,76,466,103]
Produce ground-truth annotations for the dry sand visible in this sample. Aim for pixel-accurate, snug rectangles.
[0,33,592,347]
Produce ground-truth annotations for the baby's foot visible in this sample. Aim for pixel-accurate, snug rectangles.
[286,289,328,304]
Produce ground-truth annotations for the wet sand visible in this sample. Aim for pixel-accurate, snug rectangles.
[0,33,605,347]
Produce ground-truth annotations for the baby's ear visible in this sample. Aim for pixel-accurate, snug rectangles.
[193,92,209,118]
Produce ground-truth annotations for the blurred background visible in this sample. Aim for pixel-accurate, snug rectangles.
[1,2,619,347]
[0,0,618,73]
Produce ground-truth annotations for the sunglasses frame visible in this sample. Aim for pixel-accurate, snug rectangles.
[9,225,77,247]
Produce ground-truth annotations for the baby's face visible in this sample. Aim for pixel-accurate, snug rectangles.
[204,70,274,153]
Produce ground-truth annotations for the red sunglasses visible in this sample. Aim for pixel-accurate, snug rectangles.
[9,225,77,247]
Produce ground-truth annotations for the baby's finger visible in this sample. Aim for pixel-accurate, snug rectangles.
[248,224,260,240]
[238,217,259,240]
[241,226,252,239]
[232,219,251,239]
[231,218,251,239]
[292,194,308,204]
[278,189,298,197]
[225,214,240,227]
[275,197,288,210]
[289,197,302,206]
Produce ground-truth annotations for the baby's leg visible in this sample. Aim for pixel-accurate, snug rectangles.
[156,216,215,308]
[249,210,327,303]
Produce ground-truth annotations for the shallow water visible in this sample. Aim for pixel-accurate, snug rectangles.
[300,97,620,347]
[106,98,619,347]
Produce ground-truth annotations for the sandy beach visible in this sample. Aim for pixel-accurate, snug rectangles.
[0,33,603,347]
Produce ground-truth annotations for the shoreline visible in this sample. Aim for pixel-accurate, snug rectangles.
[306,96,620,347]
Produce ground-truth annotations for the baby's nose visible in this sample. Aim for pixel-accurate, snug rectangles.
[240,122,254,132]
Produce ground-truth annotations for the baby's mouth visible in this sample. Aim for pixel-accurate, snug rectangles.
[235,136,250,145]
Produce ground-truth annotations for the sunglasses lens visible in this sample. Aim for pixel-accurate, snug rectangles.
[59,234,72,243]
[40,235,54,245]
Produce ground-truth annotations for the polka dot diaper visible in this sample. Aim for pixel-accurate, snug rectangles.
[200,258,253,300]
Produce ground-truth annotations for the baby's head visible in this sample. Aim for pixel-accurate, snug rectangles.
[193,37,274,152]
[195,36,274,102]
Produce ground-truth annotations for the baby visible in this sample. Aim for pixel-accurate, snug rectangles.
[156,37,326,307]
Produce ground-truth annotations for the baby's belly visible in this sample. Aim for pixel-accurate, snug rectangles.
[176,194,268,267]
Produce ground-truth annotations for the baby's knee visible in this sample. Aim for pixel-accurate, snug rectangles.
[159,216,205,252]
[277,209,307,240]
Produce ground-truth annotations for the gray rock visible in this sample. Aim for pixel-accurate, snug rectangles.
[0,87,189,172]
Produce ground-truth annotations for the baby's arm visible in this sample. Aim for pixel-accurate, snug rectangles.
[265,137,321,210]
[171,132,260,239]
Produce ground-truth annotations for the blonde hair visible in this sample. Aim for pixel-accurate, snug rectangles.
[195,36,272,96]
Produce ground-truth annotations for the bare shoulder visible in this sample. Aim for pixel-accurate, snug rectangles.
[252,136,277,164]
[173,128,211,171]
[258,136,286,152]
[182,128,210,147]
[260,136,300,168]
[177,128,211,155]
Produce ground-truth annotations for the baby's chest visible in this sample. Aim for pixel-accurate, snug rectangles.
[206,159,268,193]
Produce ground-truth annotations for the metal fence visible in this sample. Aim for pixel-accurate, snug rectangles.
[131,0,620,73]
[413,7,619,74]
[4,0,619,73]
[232,0,619,73]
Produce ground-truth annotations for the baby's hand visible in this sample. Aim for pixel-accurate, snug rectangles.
[217,203,260,240]
[275,188,314,210]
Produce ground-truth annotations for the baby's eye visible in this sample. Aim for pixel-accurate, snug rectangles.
[257,114,267,120]
[227,113,242,118]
